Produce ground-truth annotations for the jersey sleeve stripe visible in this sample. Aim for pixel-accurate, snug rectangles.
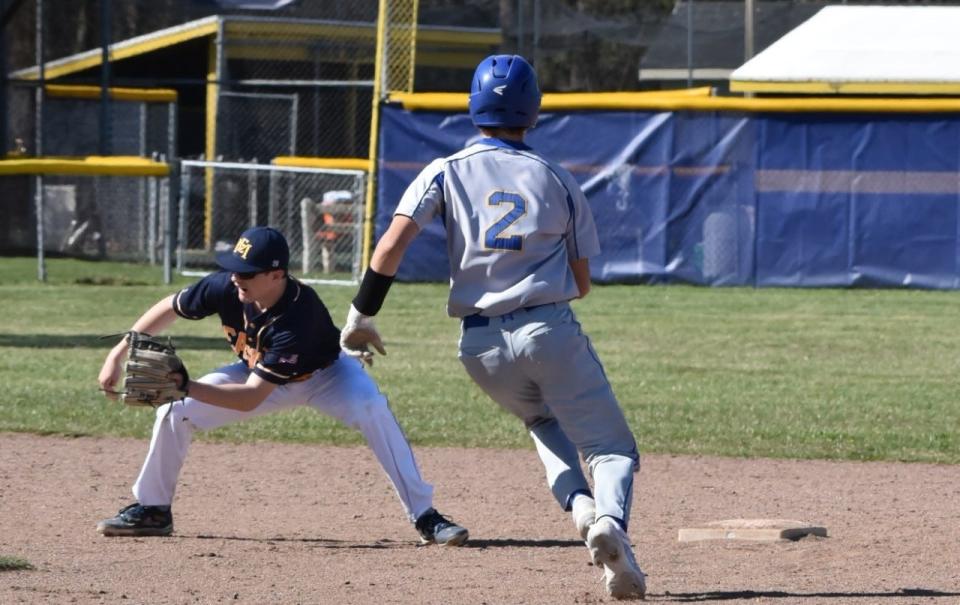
[397,169,446,222]
[432,171,445,189]
[257,363,292,380]
[432,172,446,224]
[564,192,581,259]
[172,291,204,320]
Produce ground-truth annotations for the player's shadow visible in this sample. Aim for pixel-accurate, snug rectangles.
[660,588,960,601]
[191,534,408,549]
[189,534,583,550]
[463,538,585,548]
[0,333,226,349]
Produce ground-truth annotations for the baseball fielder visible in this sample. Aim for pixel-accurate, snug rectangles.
[96,226,468,546]
[340,55,645,599]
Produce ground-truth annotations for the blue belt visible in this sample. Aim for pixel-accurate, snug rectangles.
[462,303,555,330]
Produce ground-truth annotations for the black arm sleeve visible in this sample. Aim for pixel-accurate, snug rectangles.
[352,267,395,316]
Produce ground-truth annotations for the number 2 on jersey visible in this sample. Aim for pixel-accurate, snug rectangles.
[484,192,526,251]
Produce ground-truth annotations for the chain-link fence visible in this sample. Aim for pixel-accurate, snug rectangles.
[12,0,923,284]
[214,17,378,161]
[13,0,960,152]
[6,84,176,159]
[13,0,960,165]
[216,91,297,161]
[382,0,419,95]
[178,160,365,284]
[0,169,171,263]
[1,0,502,163]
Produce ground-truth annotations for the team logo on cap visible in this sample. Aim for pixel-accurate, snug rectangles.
[234,237,253,259]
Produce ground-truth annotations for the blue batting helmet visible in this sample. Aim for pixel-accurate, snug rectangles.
[468,54,541,129]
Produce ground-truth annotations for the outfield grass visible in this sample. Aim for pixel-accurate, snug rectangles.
[3,256,959,463]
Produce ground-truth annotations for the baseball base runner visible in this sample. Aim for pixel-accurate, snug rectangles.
[340,55,646,600]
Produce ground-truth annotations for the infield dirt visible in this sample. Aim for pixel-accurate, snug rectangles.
[1,432,957,604]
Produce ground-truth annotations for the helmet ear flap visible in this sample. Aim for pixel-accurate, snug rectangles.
[468,54,541,129]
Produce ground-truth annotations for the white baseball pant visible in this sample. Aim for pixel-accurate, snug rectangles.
[131,353,434,522]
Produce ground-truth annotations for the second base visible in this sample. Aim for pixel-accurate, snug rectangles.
[678,518,827,542]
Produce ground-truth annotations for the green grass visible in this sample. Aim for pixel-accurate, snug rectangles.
[0,556,33,571]
[3,256,960,463]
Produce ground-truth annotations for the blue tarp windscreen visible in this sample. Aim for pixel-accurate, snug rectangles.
[755,114,960,288]
[377,103,960,288]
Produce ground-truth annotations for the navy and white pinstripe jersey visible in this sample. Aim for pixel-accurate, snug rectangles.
[395,137,601,318]
[172,271,341,384]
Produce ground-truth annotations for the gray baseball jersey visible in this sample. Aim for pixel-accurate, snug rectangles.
[395,137,601,318]
[395,136,638,525]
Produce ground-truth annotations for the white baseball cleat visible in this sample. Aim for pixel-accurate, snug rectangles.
[572,495,597,541]
[586,517,647,600]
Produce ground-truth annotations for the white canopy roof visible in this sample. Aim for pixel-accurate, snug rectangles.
[730,6,960,94]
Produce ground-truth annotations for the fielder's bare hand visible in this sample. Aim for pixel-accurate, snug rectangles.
[98,339,128,400]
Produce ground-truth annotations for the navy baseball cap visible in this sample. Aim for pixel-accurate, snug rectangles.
[216,226,289,273]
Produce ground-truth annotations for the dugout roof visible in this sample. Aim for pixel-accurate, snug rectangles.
[7,14,501,159]
[730,6,960,95]
[9,14,501,81]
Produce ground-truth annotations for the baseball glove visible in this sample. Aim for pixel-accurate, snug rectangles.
[120,331,190,407]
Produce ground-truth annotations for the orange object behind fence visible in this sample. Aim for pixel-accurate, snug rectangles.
[315,190,355,273]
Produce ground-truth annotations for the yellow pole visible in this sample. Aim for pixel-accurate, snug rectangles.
[407,1,419,92]
[203,27,221,250]
[362,0,389,271]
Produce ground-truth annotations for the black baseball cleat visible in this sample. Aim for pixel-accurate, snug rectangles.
[97,503,173,537]
[415,508,469,546]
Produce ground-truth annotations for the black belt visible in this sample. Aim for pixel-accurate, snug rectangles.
[462,314,490,329]
[462,303,556,330]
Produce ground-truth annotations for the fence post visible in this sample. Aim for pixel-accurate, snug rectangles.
[176,162,190,274]
[247,166,257,225]
[34,0,45,281]
[300,196,312,275]
[165,158,179,285]
[148,166,158,266]
[98,0,112,155]
[0,9,7,161]
[34,175,45,280]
